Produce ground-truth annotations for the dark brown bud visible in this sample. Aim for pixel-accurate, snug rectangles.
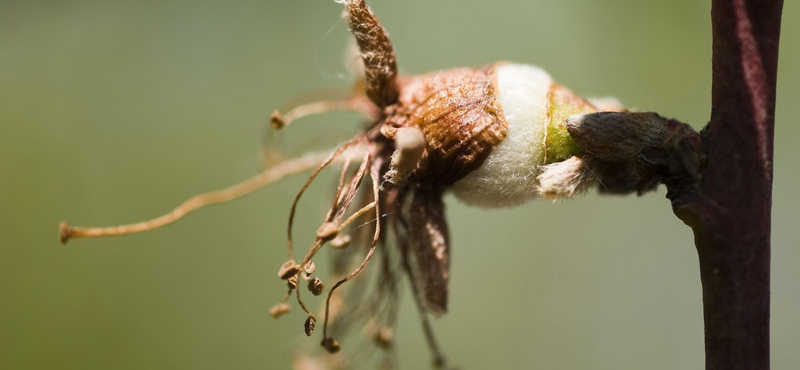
[566,112,667,163]
[278,260,300,280]
[308,277,324,296]
[304,316,316,336]
[565,112,704,195]
[321,337,341,353]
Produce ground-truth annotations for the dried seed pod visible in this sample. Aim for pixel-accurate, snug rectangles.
[268,302,290,318]
[383,66,508,187]
[448,63,611,207]
[308,277,324,296]
[304,316,316,337]
[278,260,300,280]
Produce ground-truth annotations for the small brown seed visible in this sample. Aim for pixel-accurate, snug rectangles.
[304,316,316,336]
[268,303,290,318]
[308,277,324,296]
[278,260,300,280]
[321,337,341,353]
[304,262,316,276]
[287,275,298,290]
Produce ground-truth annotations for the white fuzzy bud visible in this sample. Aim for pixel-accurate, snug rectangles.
[451,64,553,208]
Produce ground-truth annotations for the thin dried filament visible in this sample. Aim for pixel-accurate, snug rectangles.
[59,150,351,244]
[270,97,376,130]
[286,136,366,260]
[322,157,383,343]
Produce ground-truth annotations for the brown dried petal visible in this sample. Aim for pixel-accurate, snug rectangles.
[304,316,316,337]
[345,0,398,107]
[408,190,450,314]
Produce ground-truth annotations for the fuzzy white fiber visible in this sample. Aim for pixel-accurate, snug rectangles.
[451,64,553,208]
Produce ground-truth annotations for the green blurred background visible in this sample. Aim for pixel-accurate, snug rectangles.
[2,0,798,369]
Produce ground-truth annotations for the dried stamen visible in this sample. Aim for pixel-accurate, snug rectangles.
[270,96,376,130]
[304,316,316,336]
[308,277,324,296]
[296,150,372,269]
[59,150,357,244]
[321,157,383,350]
[287,137,366,259]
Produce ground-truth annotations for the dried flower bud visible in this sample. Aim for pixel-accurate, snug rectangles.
[330,234,351,249]
[268,303,290,318]
[321,337,341,353]
[316,222,339,242]
[308,277,324,296]
[566,112,667,163]
[448,64,607,207]
[287,275,299,290]
[304,262,316,276]
[304,316,316,336]
[278,260,300,280]
[564,111,702,195]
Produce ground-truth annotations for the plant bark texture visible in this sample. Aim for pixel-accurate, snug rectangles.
[675,1,783,369]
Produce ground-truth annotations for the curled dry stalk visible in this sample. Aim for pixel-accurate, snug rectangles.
[59,0,783,369]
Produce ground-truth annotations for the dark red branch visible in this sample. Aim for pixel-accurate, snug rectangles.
[676,1,783,369]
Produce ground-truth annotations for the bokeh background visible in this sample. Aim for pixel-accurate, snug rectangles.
[2,0,798,369]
